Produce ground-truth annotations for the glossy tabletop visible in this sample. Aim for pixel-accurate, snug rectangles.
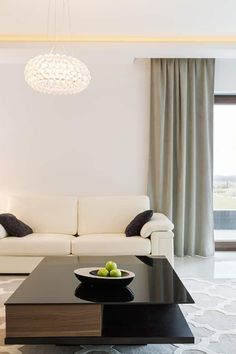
[6,256,194,305]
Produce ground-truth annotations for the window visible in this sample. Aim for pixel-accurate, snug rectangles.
[214,96,236,248]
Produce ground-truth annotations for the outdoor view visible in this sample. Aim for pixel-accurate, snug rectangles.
[214,103,236,239]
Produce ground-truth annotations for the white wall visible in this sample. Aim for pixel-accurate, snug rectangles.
[215,59,236,94]
[0,51,236,211]
[0,58,150,207]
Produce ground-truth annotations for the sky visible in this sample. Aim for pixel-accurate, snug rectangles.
[214,105,236,176]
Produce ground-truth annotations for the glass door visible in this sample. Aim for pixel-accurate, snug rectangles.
[214,96,236,250]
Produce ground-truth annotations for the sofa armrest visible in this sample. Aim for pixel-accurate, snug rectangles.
[140,213,174,238]
[150,230,174,265]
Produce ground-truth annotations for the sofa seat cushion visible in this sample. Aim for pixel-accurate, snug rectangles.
[72,234,151,256]
[0,233,75,256]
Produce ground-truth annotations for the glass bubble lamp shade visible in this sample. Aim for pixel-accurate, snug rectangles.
[24,53,91,95]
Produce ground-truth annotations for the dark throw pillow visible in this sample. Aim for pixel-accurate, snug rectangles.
[125,210,153,237]
[0,213,33,237]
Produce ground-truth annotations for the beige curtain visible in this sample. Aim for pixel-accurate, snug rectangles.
[148,59,215,257]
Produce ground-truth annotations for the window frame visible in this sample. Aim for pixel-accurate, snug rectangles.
[215,95,236,104]
[214,95,236,251]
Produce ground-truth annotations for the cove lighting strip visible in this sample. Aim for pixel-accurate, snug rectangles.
[1,35,236,43]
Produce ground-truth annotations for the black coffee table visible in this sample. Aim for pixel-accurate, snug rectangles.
[5,256,194,352]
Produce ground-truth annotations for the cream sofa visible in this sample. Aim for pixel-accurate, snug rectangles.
[0,195,174,273]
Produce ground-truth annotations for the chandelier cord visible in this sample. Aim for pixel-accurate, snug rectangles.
[54,0,57,49]
[47,0,54,52]
[46,0,51,40]
[46,0,57,53]
[61,0,67,54]
[47,0,70,54]
[66,0,73,55]
[67,0,72,42]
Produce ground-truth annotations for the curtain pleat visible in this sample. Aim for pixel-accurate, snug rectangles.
[148,59,215,257]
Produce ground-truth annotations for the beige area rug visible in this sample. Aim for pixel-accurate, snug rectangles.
[0,276,236,354]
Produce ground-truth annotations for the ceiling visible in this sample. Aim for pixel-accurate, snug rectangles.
[0,0,236,62]
[0,0,236,38]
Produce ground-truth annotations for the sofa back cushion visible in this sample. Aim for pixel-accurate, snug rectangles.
[8,195,77,235]
[78,195,150,234]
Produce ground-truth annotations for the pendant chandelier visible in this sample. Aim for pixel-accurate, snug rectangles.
[24,0,91,95]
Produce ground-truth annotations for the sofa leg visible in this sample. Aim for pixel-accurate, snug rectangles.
[74,345,121,354]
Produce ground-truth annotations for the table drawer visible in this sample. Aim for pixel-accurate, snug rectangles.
[6,304,102,337]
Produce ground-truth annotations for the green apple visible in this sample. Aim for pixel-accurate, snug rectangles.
[97,268,109,277]
[110,269,122,277]
[105,261,117,272]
